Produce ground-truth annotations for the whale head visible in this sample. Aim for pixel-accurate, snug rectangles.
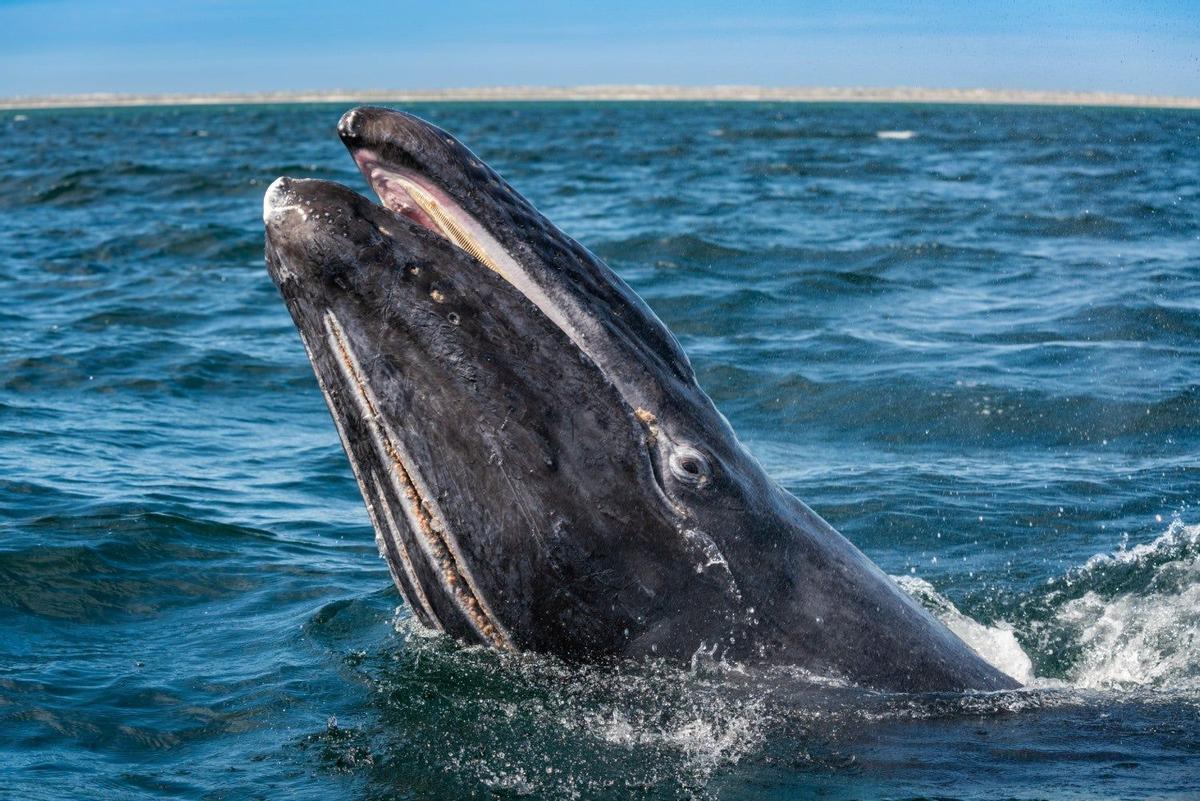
[263,107,1019,691]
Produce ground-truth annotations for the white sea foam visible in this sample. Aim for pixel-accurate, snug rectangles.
[894,575,1036,685]
[389,609,772,790]
[898,519,1200,692]
[1055,520,1200,690]
[876,130,916,140]
[1079,518,1200,571]
[590,699,765,769]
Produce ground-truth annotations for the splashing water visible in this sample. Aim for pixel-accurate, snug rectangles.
[325,519,1200,799]
[1051,520,1200,690]
[895,575,1037,685]
[311,616,780,798]
[899,519,1200,694]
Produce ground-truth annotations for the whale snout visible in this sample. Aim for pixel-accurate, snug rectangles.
[263,178,364,293]
[262,176,300,225]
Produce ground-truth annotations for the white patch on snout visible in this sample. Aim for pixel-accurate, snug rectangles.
[262,177,310,224]
[263,178,310,284]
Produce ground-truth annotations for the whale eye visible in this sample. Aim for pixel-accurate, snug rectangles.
[669,446,711,485]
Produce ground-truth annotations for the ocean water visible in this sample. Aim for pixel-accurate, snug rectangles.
[1,102,1198,800]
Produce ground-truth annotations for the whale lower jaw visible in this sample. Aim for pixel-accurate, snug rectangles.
[319,308,512,649]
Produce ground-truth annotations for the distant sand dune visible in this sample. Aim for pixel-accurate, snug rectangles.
[2,85,1198,111]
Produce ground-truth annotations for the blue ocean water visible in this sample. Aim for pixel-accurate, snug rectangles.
[1,102,1198,800]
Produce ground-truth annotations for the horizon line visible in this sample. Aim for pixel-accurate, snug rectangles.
[3,85,1200,112]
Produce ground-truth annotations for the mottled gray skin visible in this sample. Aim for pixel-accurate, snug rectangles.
[262,107,1019,692]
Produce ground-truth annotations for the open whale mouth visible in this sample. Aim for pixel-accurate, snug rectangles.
[337,109,589,360]
[353,154,502,273]
[338,106,517,294]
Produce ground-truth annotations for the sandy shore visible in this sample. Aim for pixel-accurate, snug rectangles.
[2,85,1198,111]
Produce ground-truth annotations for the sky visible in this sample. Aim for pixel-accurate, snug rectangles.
[1,0,1197,97]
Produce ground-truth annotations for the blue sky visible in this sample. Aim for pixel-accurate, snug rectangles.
[1,0,1197,97]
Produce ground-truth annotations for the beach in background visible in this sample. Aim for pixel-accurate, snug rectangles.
[4,84,1200,110]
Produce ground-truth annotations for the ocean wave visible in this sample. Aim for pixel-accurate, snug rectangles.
[996,210,1129,238]
[1043,520,1200,690]
[60,224,262,264]
[1,340,312,398]
[710,125,898,143]
[700,370,1200,448]
[900,519,1200,693]
[0,509,274,622]
[744,159,911,178]
[1057,302,1200,342]
[894,575,1035,685]
[317,618,778,798]
[594,232,748,262]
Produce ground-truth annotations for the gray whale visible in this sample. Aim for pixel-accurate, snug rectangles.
[262,106,1019,693]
